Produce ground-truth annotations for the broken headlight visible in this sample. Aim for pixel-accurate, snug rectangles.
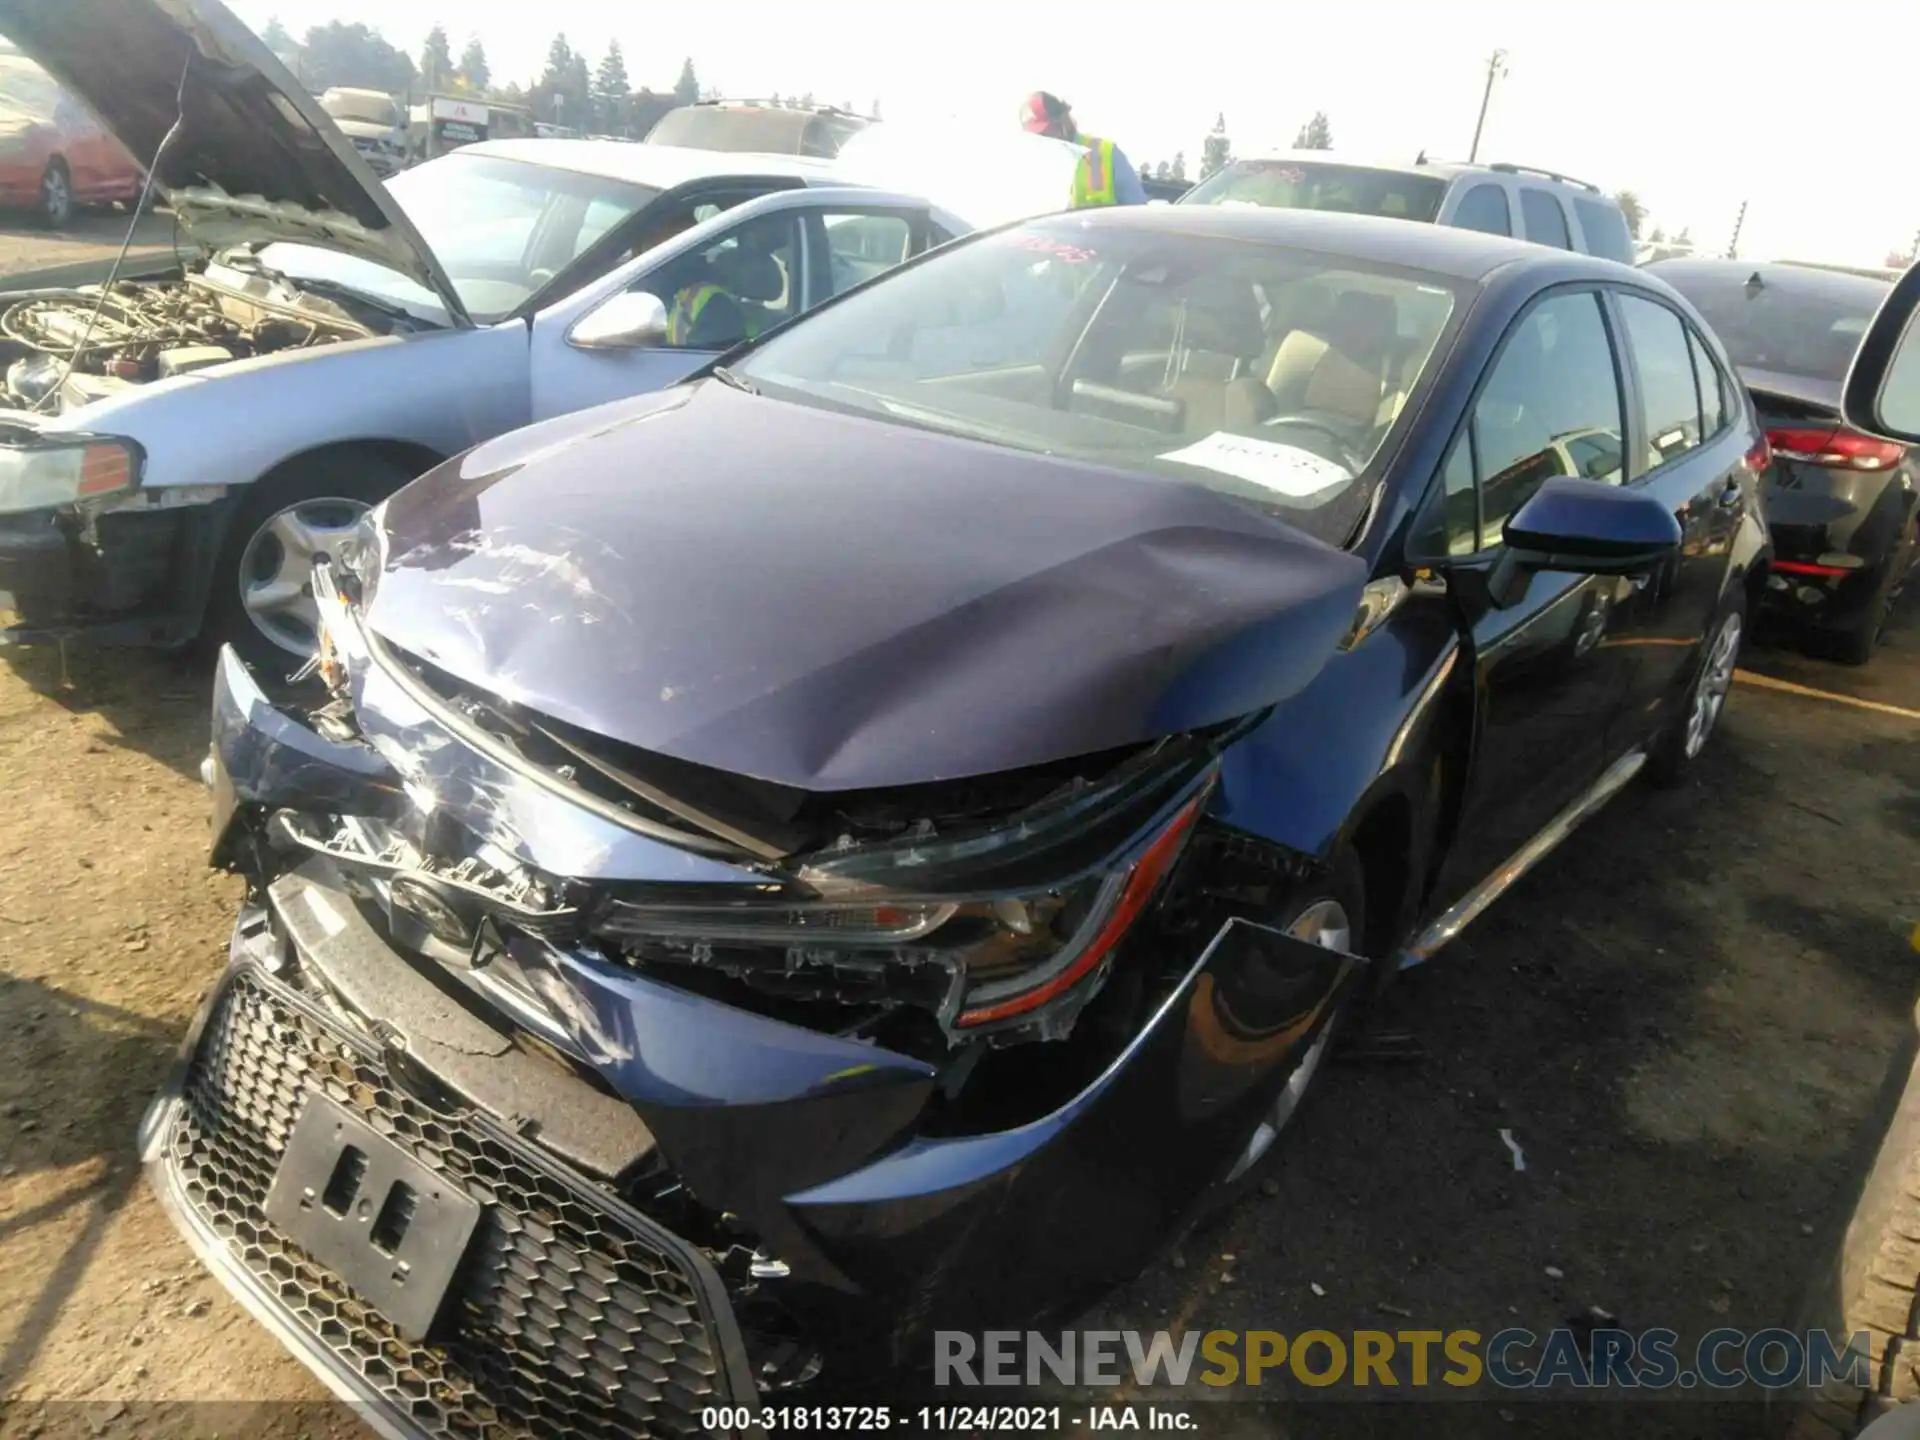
[597,792,1203,1037]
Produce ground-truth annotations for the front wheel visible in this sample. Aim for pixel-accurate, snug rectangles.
[1647,592,1746,787]
[1201,845,1368,1214]
[38,160,72,228]
[204,452,416,675]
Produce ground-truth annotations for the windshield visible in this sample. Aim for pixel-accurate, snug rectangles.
[322,91,401,128]
[736,220,1460,545]
[256,153,661,325]
[1184,160,1447,225]
[1656,265,1888,382]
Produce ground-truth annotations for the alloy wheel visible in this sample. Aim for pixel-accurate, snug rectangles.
[1683,611,1743,759]
[40,164,71,227]
[236,497,371,658]
[1222,897,1353,1183]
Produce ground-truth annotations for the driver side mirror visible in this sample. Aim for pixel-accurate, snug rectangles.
[1485,476,1682,609]
[1842,261,1920,444]
[568,290,670,351]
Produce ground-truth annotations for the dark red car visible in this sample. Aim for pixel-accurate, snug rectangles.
[0,50,143,226]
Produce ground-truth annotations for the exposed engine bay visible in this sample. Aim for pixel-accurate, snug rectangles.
[0,266,373,415]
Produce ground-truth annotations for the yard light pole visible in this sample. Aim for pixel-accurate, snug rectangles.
[1468,49,1508,163]
[1726,200,1747,261]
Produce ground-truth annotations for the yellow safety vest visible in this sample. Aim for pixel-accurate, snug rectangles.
[667,283,763,347]
[1070,136,1120,208]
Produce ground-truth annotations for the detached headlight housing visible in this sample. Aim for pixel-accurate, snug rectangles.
[0,430,142,515]
[599,792,1205,1039]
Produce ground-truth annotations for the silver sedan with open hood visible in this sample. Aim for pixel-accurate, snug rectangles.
[0,0,967,668]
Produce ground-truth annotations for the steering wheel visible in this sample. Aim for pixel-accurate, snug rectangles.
[1265,412,1357,449]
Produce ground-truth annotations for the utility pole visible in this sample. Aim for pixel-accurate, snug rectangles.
[1468,49,1508,163]
[1726,200,1748,261]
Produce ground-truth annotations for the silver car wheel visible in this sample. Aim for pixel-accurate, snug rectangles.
[1222,897,1353,1184]
[237,496,371,657]
[41,164,71,227]
[1683,611,1743,759]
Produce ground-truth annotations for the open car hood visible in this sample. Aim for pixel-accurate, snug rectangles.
[0,0,468,324]
[364,383,1370,791]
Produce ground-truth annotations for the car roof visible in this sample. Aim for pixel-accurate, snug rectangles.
[457,137,844,188]
[1648,256,1892,304]
[1225,151,1606,195]
[1047,204,1627,284]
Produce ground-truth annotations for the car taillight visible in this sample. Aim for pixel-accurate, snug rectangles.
[1765,426,1906,472]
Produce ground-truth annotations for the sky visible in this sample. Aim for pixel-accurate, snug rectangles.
[216,0,1916,268]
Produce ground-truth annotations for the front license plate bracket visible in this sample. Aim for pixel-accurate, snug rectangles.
[263,1094,483,1341]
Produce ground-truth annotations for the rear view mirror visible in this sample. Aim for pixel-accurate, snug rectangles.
[568,290,670,351]
[1842,261,1920,443]
[1486,476,1682,608]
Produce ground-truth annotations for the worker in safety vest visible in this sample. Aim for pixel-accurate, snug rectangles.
[666,282,761,349]
[1020,91,1147,209]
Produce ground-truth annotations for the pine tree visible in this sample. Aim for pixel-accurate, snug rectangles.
[261,17,294,52]
[593,41,629,131]
[1292,111,1332,150]
[675,58,700,106]
[1612,190,1646,240]
[1170,151,1187,182]
[419,24,453,92]
[1199,114,1232,180]
[458,36,488,92]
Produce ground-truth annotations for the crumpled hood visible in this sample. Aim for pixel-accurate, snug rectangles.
[366,383,1369,791]
[0,0,467,323]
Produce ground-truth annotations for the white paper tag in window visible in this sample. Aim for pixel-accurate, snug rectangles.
[1158,432,1351,501]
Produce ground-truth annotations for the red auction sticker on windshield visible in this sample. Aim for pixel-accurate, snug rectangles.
[1012,234,1098,263]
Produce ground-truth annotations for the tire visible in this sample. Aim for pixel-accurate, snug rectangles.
[204,451,416,676]
[38,159,72,229]
[1646,589,1747,788]
[1817,525,1914,668]
[1197,844,1368,1218]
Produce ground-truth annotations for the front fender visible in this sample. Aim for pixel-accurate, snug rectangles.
[1214,596,1459,862]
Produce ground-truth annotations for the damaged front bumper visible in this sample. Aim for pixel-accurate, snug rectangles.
[0,492,235,648]
[170,620,1363,1403]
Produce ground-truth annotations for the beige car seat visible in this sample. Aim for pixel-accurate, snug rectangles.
[1267,290,1400,428]
[1161,280,1280,435]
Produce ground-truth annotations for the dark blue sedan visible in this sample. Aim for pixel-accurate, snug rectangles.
[154,204,1771,1432]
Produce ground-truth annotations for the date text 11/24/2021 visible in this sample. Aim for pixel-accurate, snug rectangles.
[701,1406,1201,1432]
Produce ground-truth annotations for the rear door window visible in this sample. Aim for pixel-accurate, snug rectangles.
[1617,294,1705,472]
[1688,328,1729,438]
[1450,184,1512,237]
[1572,197,1635,263]
[818,212,916,297]
[1519,190,1573,250]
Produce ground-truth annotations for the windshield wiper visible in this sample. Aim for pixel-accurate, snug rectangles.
[709,365,759,395]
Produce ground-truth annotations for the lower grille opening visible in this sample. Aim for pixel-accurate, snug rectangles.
[165,968,741,1438]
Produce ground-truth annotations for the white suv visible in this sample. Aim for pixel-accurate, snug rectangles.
[1181,154,1636,264]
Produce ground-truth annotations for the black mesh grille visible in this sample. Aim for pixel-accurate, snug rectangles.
[165,969,733,1438]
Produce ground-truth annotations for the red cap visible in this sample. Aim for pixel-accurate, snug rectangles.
[1021,91,1067,135]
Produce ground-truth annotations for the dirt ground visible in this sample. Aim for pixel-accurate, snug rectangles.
[0,589,1916,1440]
[0,209,175,281]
